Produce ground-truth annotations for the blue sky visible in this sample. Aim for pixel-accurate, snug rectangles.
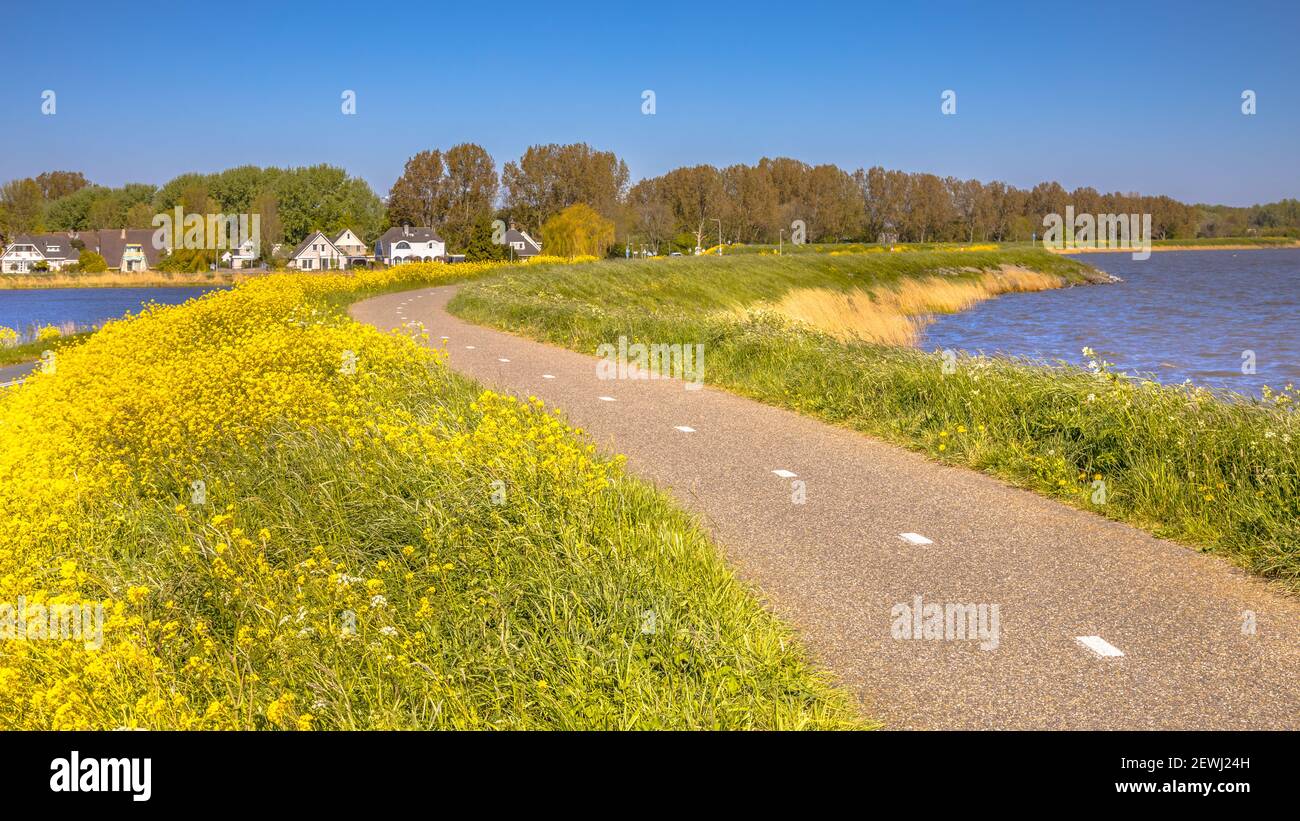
[2,0,1296,206]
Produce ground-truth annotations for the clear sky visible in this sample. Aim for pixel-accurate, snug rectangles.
[1,0,1296,206]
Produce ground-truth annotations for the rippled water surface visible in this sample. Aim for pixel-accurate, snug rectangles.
[920,249,1300,395]
[0,287,224,333]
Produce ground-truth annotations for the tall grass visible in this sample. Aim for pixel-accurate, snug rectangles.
[0,270,246,289]
[774,266,1063,345]
[450,250,1300,590]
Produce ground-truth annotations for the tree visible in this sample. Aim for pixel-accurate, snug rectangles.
[658,165,724,250]
[502,143,629,232]
[387,150,446,229]
[441,143,499,251]
[0,178,45,237]
[540,203,614,257]
[251,190,284,256]
[35,171,89,201]
[74,251,108,273]
[460,212,508,262]
[125,202,155,228]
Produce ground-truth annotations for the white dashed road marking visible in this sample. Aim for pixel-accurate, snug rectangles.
[542,374,555,379]
[498,358,510,363]
[1076,635,1125,658]
[898,532,934,545]
[465,345,475,349]
[674,426,696,433]
[772,469,798,478]
[598,396,616,402]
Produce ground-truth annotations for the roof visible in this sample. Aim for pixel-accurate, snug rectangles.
[503,228,541,254]
[289,231,338,259]
[81,229,165,267]
[7,233,81,260]
[376,226,443,253]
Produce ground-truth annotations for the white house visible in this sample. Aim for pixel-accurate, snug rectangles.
[1,229,164,273]
[221,237,259,269]
[332,229,372,267]
[287,229,373,270]
[1,234,78,272]
[374,226,445,265]
[287,231,346,271]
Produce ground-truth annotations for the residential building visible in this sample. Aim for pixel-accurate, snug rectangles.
[1,229,165,273]
[374,226,445,265]
[503,226,542,259]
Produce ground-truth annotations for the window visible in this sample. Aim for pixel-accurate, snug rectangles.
[301,259,313,270]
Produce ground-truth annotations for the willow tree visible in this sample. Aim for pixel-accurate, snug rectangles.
[541,203,614,258]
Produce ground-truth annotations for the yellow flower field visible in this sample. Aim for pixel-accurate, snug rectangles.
[0,260,860,730]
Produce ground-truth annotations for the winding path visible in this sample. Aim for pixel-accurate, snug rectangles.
[352,286,1300,729]
[0,361,38,389]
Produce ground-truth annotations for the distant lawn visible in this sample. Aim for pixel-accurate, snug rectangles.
[0,331,93,367]
[450,249,1300,592]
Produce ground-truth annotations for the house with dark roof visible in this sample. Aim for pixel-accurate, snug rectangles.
[1,229,164,273]
[374,226,445,265]
[1,234,79,272]
[88,228,163,271]
[503,227,542,259]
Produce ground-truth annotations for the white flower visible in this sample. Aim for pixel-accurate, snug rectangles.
[380,626,398,637]
[370,595,387,608]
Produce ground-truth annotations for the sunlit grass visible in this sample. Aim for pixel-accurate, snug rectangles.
[451,250,1300,591]
[773,266,1063,345]
[0,260,865,729]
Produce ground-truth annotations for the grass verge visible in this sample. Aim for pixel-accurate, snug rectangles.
[0,332,94,368]
[449,250,1300,590]
[0,259,863,729]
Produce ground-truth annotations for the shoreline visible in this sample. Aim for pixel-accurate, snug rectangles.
[0,276,244,290]
[1047,242,1299,254]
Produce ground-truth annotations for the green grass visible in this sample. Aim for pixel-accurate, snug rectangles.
[0,267,868,729]
[482,249,1101,315]
[0,332,93,367]
[124,371,866,728]
[449,250,1300,591]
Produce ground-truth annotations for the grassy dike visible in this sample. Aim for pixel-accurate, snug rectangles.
[449,250,1300,590]
[0,260,864,730]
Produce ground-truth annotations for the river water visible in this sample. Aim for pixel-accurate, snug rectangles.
[0,287,224,336]
[920,249,1300,395]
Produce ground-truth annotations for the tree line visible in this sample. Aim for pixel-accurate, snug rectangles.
[3,146,1297,261]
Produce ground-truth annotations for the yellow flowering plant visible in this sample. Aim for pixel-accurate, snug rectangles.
[0,259,860,730]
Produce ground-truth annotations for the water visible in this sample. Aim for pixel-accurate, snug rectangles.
[0,287,225,336]
[920,249,1300,396]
